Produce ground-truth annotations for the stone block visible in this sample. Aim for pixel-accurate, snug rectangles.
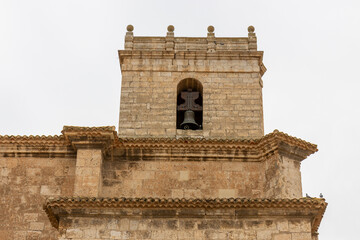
[29,222,44,231]
[292,232,312,240]
[171,189,183,198]
[218,189,236,198]
[179,171,189,181]
[277,220,289,231]
[257,230,275,240]
[273,233,292,240]
[289,220,302,232]
[132,171,155,180]
[23,213,39,222]
[26,231,41,240]
[40,185,61,196]
[0,230,12,240]
[13,231,26,240]
[110,230,121,239]
[119,219,130,230]
[83,229,97,238]
[66,229,84,238]
[129,220,139,231]
[5,159,18,168]
[107,219,118,230]
[300,220,311,232]
[0,167,10,177]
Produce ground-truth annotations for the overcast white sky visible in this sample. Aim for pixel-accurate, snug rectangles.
[1,0,360,239]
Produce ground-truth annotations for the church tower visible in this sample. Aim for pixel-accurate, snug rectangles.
[0,25,327,240]
[118,25,265,139]
[43,25,326,240]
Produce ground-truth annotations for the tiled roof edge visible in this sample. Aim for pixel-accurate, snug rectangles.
[44,197,327,232]
[45,196,326,209]
[0,135,66,145]
[0,129,317,155]
[0,126,117,146]
[118,130,318,153]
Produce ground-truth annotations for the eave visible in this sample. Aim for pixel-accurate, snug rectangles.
[0,128,317,161]
[44,197,327,235]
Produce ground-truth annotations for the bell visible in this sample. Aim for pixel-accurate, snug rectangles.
[180,110,200,130]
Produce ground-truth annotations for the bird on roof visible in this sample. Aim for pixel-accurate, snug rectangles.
[306,193,311,198]
[320,193,323,198]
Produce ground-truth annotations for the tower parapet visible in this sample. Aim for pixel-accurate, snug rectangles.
[124,25,261,52]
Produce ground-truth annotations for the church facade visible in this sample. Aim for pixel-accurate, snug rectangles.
[0,25,326,240]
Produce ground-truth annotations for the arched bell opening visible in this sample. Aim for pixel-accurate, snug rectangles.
[176,78,203,130]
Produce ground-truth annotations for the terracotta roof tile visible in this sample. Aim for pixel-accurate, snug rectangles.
[0,135,65,145]
[0,129,317,159]
[44,197,326,233]
[45,196,326,209]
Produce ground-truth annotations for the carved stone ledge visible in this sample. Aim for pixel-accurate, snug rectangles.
[44,197,327,234]
[62,126,117,153]
[113,130,317,162]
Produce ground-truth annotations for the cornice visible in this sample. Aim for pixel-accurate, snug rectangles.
[62,126,119,152]
[117,130,317,161]
[118,50,265,75]
[44,197,327,234]
[119,129,316,150]
[44,196,327,210]
[119,50,264,63]
[61,126,116,132]
[0,135,66,146]
[0,129,317,161]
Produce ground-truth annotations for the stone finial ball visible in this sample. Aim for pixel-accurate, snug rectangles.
[126,25,134,32]
[167,25,175,32]
[248,25,255,33]
[207,25,215,33]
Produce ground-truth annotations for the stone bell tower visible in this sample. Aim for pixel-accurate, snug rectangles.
[118,25,266,139]
[37,25,327,240]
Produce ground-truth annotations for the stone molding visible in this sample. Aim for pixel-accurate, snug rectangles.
[43,197,327,234]
[0,135,72,158]
[0,129,317,161]
[119,130,316,150]
[118,130,317,161]
[62,126,117,152]
[119,50,264,59]
[118,50,266,76]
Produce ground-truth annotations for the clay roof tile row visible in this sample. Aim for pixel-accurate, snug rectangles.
[44,197,327,233]
[0,128,317,155]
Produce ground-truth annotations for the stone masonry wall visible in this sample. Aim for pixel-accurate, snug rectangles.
[102,160,264,199]
[118,60,264,139]
[58,211,313,240]
[73,149,103,197]
[0,155,76,240]
[264,155,303,198]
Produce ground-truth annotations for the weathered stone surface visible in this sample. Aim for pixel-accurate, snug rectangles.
[56,214,313,240]
[74,149,103,197]
[102,160,264,198]
[118,31,265,139]
[0,155,75,239]
[0,28,325,240]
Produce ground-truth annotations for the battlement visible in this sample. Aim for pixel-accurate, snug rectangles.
[123,25,257,52]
